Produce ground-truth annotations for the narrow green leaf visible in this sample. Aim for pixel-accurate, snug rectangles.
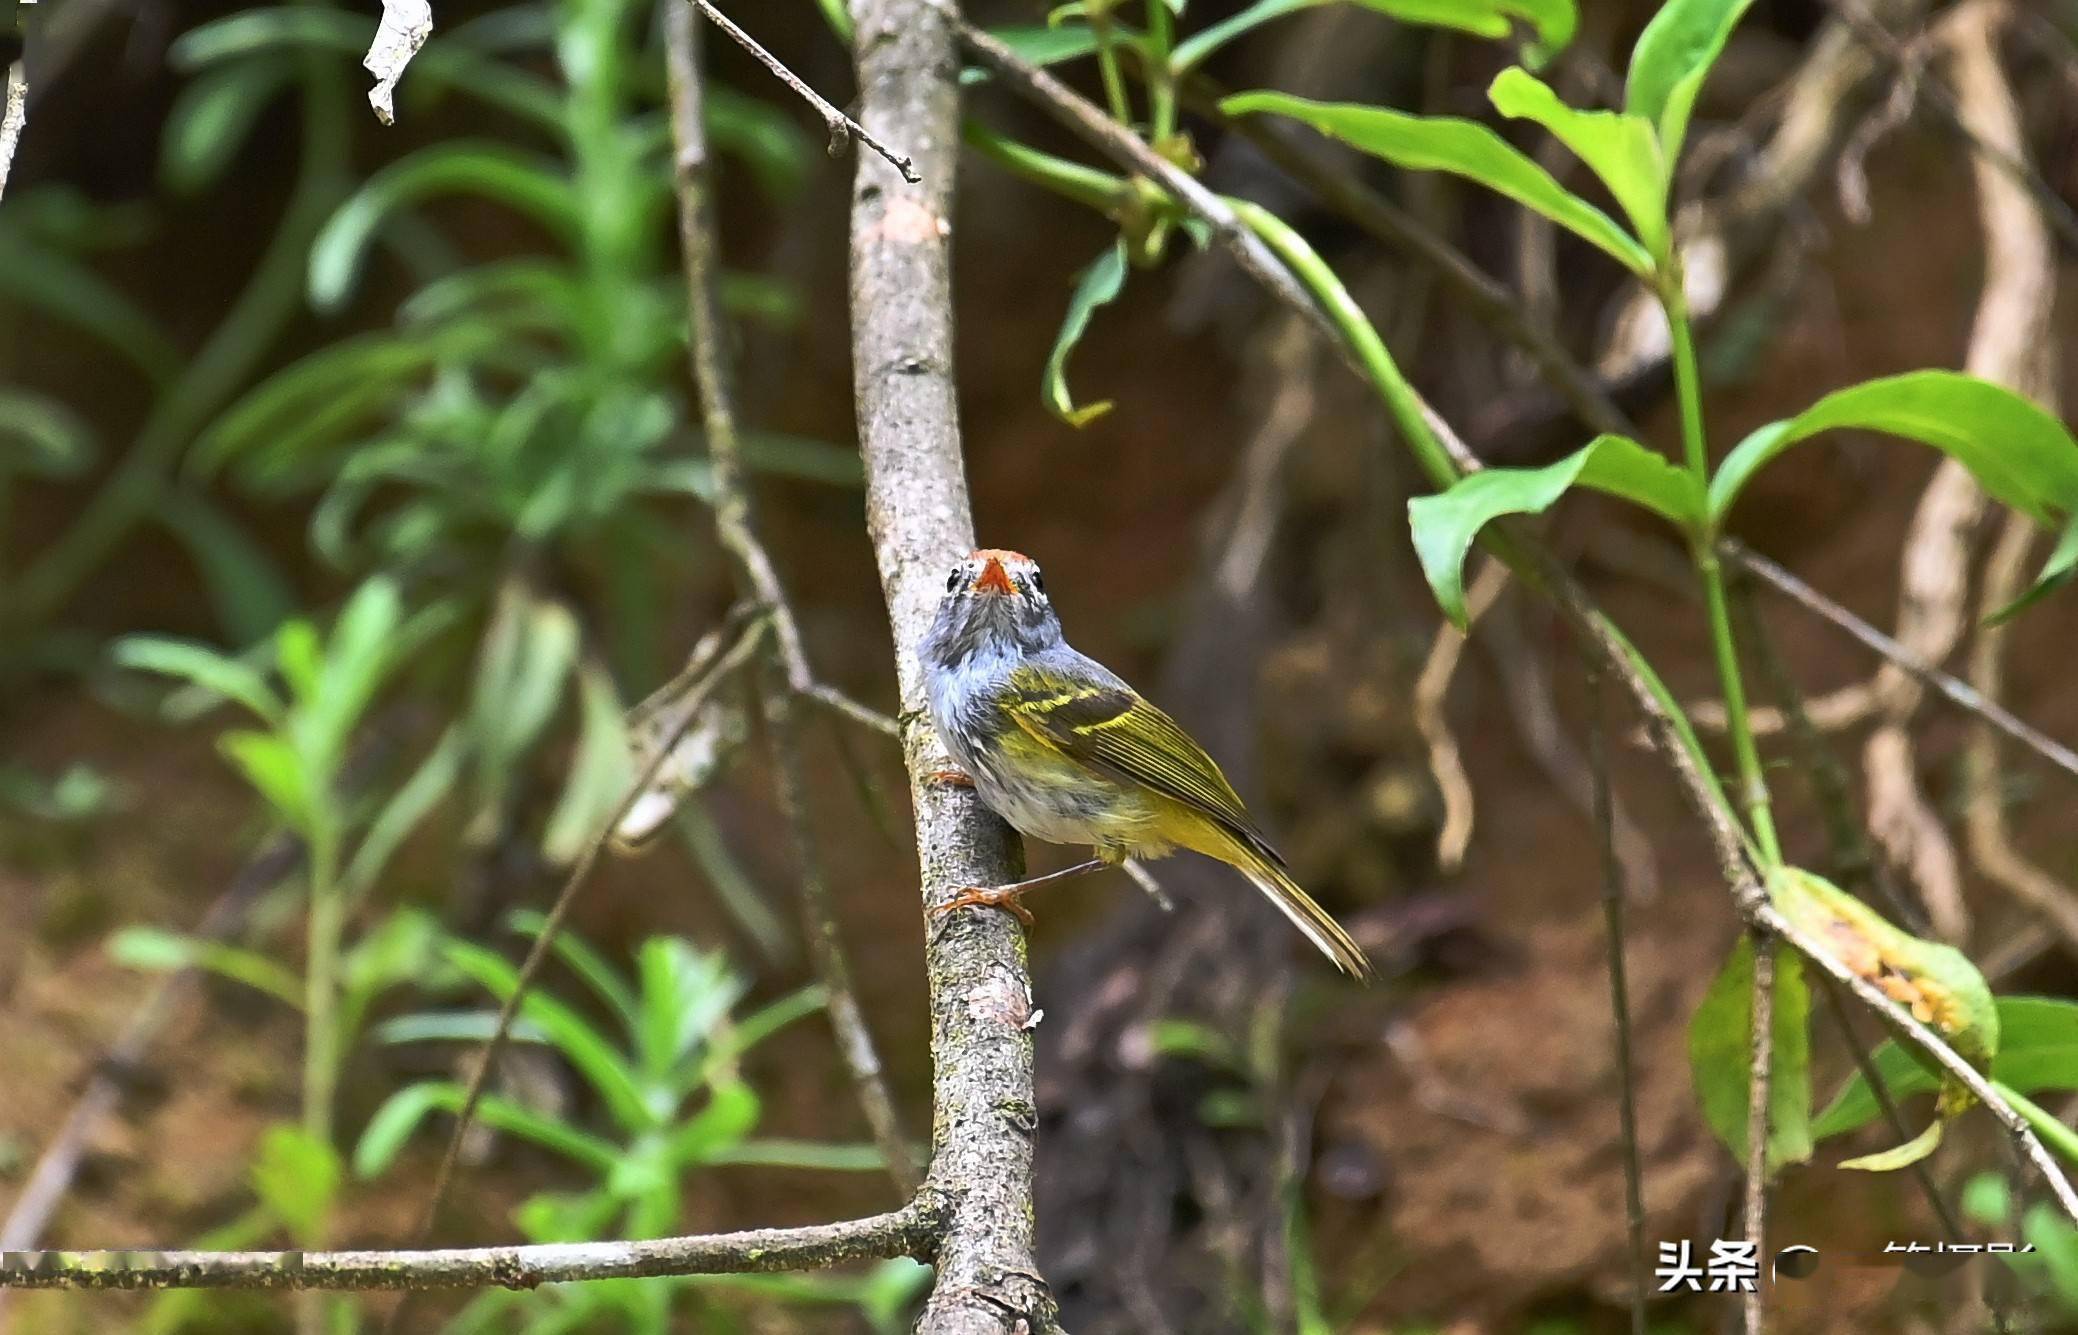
[1488,68,1668,258]
[153,490,297,646]
[1221,91,1651,274]
[1688,937,1813,1174]
[668,1081,761,1165]
[1173,0,1327,75]
[541,661,635,866]
[1708,371,2078,528]
[961,24,1107,84]
[441,939,651,1132]
[251,1123,340,1247]
[1043,240,1129,428]
[113,636,284,724]
[353,1081,619,1179]
[1406,436,1691,627]
[1816,997,2078,1141]
[0,389,98,478]
[310,146,579,312]
[341,727,463,898]
[1991,513,2078,625]
[218,729,313,832]
[707,1140,888,1172]
[161,60,294,196]
[1624,0,1758,170]
[507,909,640,1035]
[1839,1118,1943,1173]
[106,926,305,1009]
[1356,0,1574,56]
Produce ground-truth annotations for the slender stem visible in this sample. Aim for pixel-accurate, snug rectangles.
[1667,282,1780,865]
[1143,1,1177,143]
[1589,665,1649,1335]
[1743,932,1773,1335]
[1086,2,1135,129]
[302,823,342,1157]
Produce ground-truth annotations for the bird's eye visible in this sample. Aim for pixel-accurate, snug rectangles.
[946,568,962,593]
[1029,570,1045,595]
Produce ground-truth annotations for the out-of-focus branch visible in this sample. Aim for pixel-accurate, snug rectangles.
[666,0,918,1196]
[846,1,1058,1330]
[0,1206,941,1291]
[1415,559,1510,872]
[1943,1,2078,959]
[1742,934,1773,1335]
[943,10,2078,1229]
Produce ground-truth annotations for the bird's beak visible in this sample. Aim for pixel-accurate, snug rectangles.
[972,555,1014,597]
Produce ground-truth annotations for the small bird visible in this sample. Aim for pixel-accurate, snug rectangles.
[919,548,1371,978]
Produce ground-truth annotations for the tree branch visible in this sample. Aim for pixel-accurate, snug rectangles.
[666,0,919,1197]
[847,1,1058,1329]
[0,61,25,201]
[0,1205,941,1292]
[692,0,918,184]
[941,5,2078,1230]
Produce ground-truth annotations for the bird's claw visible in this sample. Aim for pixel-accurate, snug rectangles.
[932,885,1035,927]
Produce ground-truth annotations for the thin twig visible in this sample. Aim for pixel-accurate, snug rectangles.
[690,0,919,184]
[1588,663,1648,1335]
[1414,558,1510,873]
[668,0,918,1197]
[937,11,2078,1231]
[0,62,25,201]
[0,1204,942,1291]
[1743,931,1773,1335]
[1724,542,2078,783]
[402,610,766,1242]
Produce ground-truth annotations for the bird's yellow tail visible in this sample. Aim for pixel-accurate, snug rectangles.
[1234,852,1372,980]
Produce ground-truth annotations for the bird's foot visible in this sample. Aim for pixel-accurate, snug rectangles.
[932,885,1035,927]
[926,767,975,788]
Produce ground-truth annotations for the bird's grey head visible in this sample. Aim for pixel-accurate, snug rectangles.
[921,548,1063,669]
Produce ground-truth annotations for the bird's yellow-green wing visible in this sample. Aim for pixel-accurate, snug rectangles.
[1000,666,1284,866]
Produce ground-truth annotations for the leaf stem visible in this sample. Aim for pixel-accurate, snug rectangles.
[1086,3,1135,130]
[1667,279,1780,866]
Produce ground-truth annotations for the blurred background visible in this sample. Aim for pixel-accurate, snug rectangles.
[6,0,2078,1330]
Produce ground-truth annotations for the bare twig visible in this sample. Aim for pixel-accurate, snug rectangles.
[937,10,2078,1230]
[848,0,1058,1328]
[362,0,431,125]
[0,62,25,201]
[1743,932,1773,1335]
[691,0,918,184]
[1588,664,1648,1335]
[1415,559,1510,873]
[0,1205,941,1291]
[403,610,766,1244]
[667,0,918,1196]
[0,839,299,1253]
[1724,543,2078,783]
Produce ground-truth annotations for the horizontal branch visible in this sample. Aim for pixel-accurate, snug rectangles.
[0,1203,942,1292]
[1725,539,2078,782]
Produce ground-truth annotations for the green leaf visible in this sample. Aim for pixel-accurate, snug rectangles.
[507,910,640,1035]
[1816,997,2078,1140]
[218,729,313,832]
[1839,1118,1943,1173]
[353,1081,619,1180]
[1356,0,1574,56]
[161,59,294,196]
[470,584,579,817]
[106,926,305,1009]
[440,940,651,1132]
[739,432,866,488]
[250,1123,340,1247]
[309,146,579,312]
[1043,240,1129,428]
[1990,513,2078,624]
[1488,68,1668,259]
[541,661,635,866]
[706,1140,888,1172]
[1687,936,1813,1174]
[113,636,284,725]
[0,389,98,478]
[668,1081,761,1165]
[153,490,297,645]
[306,577,409,779]
[1708,371,2078,527]
[0,231,179,386]
[341,728,463,898]
[1624,0,1758,170]
[1221,91,1651,275]
[1406,437,1693,627]
[960,24,1106,84]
